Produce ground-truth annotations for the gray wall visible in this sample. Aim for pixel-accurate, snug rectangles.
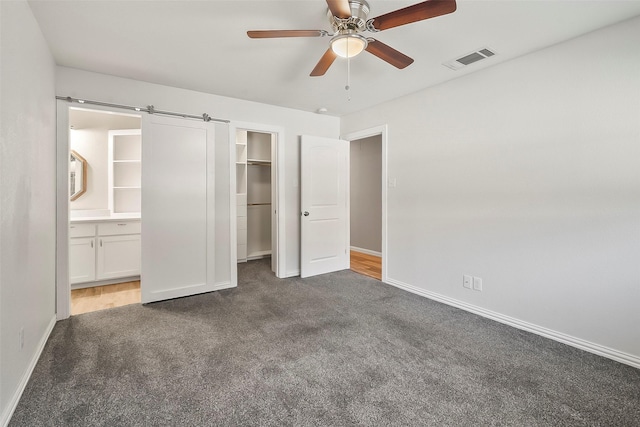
[342,16,640,363]
[350,135,382,253]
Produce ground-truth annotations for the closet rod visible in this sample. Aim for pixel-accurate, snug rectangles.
[57,96,230,123]
[248,203,271,206]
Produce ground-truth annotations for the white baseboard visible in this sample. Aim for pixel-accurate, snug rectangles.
[247,251,271,261]
[350,246,382,257]
[213,281,235,291]
[385,278,640,370]
[144,281,235,304]
[71,275,140,290]
[1,315,57,427]
[286,269,300,278]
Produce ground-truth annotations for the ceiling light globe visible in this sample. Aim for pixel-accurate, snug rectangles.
[331,35,367,58]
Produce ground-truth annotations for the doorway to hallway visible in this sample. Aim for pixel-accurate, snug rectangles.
[350,250,381,280]
[349,133,383,281]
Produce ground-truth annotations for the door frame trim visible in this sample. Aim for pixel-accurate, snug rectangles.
[341,125,388,283]
[229,122,286,280]
[55,101,143,319]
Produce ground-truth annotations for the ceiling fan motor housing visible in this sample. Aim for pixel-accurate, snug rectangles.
[328,0,370,34]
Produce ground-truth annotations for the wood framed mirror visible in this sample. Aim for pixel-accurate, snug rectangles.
[70,150,87,201]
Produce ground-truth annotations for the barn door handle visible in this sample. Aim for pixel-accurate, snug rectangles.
[303,211,309,217]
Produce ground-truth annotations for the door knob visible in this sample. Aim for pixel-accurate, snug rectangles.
[303,211,309,216]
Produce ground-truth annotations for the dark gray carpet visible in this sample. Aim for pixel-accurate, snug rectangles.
[11,259,640,426]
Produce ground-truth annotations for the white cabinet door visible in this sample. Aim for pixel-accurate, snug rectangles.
[300,135,350,278]
[96,234,141,280]
[70,237,96,284]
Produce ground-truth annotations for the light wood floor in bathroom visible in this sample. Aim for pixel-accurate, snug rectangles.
[71,281,141,315]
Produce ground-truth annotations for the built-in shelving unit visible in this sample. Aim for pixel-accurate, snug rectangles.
[108,129,142,214]
[236,130,272,262]
[236,131,248,261]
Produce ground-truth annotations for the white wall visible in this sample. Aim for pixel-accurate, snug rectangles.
[350,135,382,253]
[69,109,141,211]
[0,0,57,424]
[56,67,341,279]
[341,16,640,364]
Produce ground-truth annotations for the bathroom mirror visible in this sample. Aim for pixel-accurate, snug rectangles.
[70,150,87,201]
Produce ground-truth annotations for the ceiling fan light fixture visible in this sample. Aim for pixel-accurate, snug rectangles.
[330,34,368,58]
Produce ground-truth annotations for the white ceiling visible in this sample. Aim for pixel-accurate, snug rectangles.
[29,0,640,117]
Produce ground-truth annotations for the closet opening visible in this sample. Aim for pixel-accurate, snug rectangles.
[349,133,383,281]
[67,107,142,315]
[236,129,278,273]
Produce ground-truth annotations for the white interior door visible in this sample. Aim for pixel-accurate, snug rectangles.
[300,135,349,278]
[141,115,216,304]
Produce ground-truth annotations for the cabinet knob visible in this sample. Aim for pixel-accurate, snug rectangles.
[117,223,127,226]
[303,211,309,217]
[91,240,94,248]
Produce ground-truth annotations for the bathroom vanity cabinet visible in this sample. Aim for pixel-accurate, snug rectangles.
[69,218,141,287]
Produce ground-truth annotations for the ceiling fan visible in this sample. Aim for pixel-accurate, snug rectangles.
[247,0,457,76]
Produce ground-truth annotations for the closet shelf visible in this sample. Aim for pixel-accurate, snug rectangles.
[248,203,271,206]
[247,159,271,166]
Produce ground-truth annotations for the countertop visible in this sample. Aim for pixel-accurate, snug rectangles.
[70,213,141,224]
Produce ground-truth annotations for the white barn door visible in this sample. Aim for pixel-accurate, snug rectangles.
[141,115,216,304]
[300,135,350,278]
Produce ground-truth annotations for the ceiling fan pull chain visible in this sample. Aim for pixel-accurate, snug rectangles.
[346,44,351,101]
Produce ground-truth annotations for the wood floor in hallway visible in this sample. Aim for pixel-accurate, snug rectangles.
[350,250,382,280]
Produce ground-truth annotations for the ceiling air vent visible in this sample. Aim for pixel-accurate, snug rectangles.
[443,47,496,71]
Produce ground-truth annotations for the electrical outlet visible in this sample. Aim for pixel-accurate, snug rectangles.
[463,275,472,289]
[19,328,24,350]
[473,277,483,291]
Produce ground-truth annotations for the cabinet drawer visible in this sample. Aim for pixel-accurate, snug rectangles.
[69,223,96,238]
[98,221,141,236]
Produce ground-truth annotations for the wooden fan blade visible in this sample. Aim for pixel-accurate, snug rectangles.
[247,30,326,39]
[370,0,456,31]
[310,48,338,76]
[365,39,414,69]
[326,0,352,19]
